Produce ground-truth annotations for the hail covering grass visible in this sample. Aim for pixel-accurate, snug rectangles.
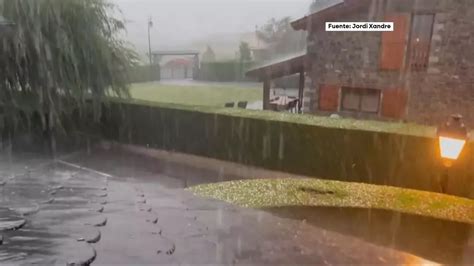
[189,178,474,224]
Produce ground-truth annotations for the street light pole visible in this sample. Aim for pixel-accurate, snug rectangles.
[148,16,153,66]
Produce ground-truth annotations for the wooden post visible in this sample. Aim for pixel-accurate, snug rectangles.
[193,54,200,80]
[263,78,271,110]
[298,71,305,113]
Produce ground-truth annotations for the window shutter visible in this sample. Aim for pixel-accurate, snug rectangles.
[319,84,340,111]
[380,14,410,70]
[382,89,408,119]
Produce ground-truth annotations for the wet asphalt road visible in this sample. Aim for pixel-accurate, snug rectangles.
[0,147,471,265]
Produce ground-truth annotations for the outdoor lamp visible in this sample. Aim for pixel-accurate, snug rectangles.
[437,114,468,167]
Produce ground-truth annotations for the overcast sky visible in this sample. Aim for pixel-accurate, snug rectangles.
[112,0,312,52]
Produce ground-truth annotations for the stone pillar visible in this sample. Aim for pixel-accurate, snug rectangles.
[193,54,200,80]
[298,71,305,113]
[263,79,271,110]
[303,75,314,113]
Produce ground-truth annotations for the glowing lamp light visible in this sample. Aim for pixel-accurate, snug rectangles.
[437,114,468,167]
[439,136,466,160]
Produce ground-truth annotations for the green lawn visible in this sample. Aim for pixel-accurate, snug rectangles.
[130,82,262,107]
[189,178,474,224]
[126,82,473,139]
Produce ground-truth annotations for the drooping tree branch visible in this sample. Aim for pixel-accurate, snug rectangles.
[0,0,138,132]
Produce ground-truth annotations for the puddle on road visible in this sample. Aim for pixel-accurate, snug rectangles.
[265,206,474,265]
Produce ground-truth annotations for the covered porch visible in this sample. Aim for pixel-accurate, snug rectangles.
[246,54,309,113]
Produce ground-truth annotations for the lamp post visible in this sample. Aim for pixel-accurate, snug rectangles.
[148,16,153,66]
[437,114,469,192]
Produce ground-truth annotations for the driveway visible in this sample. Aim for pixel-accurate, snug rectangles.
[0,147,445,265]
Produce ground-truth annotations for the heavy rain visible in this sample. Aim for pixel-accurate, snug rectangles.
[0,0,473,264]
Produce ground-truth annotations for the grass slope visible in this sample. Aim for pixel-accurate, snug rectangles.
[130,82,261,107]
[121,83,472,139]
[114,97,438,138]
[189,178,474,224]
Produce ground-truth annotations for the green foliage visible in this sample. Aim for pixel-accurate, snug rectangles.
[128,65,160,84]
[239,42,252,62]
[198,61,255,81]
[256,17,293,43]
[201,45,216,62]
[256,17,306,55]
[0,0,137,129]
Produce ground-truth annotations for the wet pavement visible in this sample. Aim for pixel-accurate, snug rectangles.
[1,147,472,265]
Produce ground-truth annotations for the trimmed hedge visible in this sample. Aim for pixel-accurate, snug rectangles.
[100,99,474,199]
[128,65,160,84]
[197,61,255,82]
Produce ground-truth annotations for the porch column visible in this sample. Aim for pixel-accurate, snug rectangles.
[263,78,271,110]
[193,54,200,80]
[298,71,305,113]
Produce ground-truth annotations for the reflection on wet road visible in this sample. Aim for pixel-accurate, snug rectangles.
[0,147,471,264]
[266,206,474,265]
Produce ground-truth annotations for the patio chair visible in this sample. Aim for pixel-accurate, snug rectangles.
[224,102,235,108]
[237,101,248,109]
[288,99,299,113]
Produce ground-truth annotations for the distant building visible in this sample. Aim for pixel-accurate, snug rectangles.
[248,0,474,126]
[160,58,194,80]
[152,50,200,80]
[243,31,271,63]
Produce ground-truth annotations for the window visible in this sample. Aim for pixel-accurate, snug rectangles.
[341,87,381,113]
[408,14,435,71]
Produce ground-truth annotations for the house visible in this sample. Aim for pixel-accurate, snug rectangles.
[248,0,473,126]
[152,50,200,80]
[160,58,194,80]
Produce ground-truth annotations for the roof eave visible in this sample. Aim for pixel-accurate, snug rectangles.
[246,54,309,81]
[290,0,371,31]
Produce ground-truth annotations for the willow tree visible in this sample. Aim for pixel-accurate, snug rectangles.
[0,0,137,135]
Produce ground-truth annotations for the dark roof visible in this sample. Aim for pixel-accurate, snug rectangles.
[309,0,344,13]
[291,0,371,31]
[246,53,308,81]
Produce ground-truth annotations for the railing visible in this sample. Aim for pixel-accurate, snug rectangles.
[409,42,431,71]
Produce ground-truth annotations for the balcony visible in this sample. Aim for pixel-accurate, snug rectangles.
[409,41,431,71]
